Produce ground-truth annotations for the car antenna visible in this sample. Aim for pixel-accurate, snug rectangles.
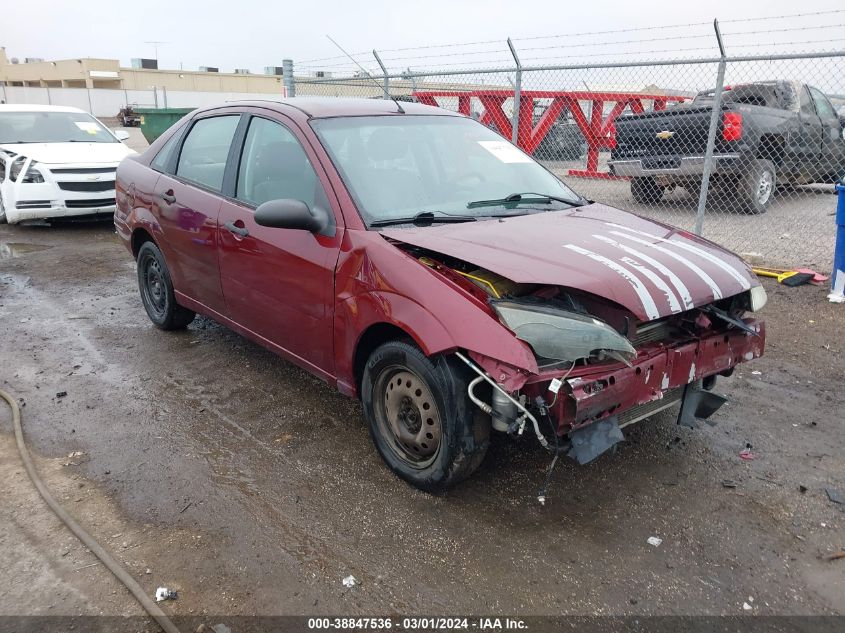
[326,35,405,114]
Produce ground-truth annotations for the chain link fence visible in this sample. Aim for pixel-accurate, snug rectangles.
[293,23,845,272]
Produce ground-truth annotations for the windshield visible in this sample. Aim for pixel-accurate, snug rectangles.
[0,111,118,144]
[311,115,583,225]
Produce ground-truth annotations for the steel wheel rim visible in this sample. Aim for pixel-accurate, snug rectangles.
[756,170,773,205]
[142,256,167,318]
[374,366,442,469]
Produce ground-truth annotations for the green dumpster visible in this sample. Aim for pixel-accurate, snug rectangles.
[136,107,195,144]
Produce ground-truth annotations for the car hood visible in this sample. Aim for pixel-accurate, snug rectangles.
[0,142,134,165]
[381,203,758,322]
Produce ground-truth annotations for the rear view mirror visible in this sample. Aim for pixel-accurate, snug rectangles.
[114,129,130,141]
[254,198,329,234]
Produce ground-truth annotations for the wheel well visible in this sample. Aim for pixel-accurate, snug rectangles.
[757,134,785,167]
[353,323,414,396]
[131,228,155,258]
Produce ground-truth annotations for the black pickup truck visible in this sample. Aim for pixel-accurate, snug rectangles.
[609,81,845,213]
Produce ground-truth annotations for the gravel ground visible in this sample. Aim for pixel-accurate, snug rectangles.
[1,210,843,627]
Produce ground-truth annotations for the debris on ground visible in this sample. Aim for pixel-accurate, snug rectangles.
[155,587,177,602]
[342,575,357,588]
[739,449,755,461]
[647,536,662,547]
[751,371,762,376]
[211,624,232,633]
[799,485,808,493]
[56,391,68,398]
[825,488,844,505]
[64,451,85,466]
[823,550,845,562]
[722,480,737,488]
[752,267,828,286]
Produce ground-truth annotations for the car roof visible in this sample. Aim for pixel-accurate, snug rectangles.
[0,104,88,114]
[199,97,462,119]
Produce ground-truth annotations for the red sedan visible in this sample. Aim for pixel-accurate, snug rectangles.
[115,98,766,492]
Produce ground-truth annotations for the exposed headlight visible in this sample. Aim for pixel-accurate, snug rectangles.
[9,158,45,184]
[492,300,636,365]
[749,285,767,312]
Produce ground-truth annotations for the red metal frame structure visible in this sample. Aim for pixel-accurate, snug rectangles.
[413,90,687,179]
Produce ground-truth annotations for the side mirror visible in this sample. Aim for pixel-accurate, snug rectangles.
[254,198,328,234]
[114,129,130,141]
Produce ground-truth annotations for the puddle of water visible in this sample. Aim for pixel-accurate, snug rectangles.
[0,242,52,259]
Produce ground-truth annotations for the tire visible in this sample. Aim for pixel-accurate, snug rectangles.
[136,241,195,330]
[631,177,665,204]
[361,341,490,491]
[737,158,776,214]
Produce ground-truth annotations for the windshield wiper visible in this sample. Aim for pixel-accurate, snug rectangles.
[467,192,582,209]
[370,211,477,228]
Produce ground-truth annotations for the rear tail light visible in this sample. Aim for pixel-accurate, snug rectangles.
[723,112,743,141]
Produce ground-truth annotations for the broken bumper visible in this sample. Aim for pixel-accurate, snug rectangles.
[529,319,765,433]
[0,159,118,224]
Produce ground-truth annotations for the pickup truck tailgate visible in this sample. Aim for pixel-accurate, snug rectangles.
[613,106,717,161]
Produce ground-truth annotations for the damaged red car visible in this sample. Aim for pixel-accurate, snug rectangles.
[115,98,766,492]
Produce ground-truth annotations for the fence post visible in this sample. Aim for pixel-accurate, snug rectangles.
[282,59,295,97]
[829,183,845,303]
[372,50,390,100]
[506,38,522,146]
[694,19,727,236]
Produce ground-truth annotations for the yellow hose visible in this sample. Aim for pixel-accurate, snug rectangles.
[0,387,181,633]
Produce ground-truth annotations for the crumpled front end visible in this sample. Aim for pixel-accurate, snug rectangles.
[0,151,119,223]
[393,239,766,464]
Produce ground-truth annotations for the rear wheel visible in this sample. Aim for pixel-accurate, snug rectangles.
[136,241,195,330]
[737,158,776,214]
[631,176,665,204]
[362,341,490,491]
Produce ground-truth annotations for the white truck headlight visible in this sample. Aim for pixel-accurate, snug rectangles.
[749,285,767,312]
[492,300,636,365]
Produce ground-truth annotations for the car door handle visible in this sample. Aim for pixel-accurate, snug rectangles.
[159,191,176,204]
[224,221,249,238]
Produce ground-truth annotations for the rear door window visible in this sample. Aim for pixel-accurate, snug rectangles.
[176,115,240,191]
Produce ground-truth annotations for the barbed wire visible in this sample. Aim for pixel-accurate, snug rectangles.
[297,9,845,66]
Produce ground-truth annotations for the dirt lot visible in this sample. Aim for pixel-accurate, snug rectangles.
[1,208,844,628]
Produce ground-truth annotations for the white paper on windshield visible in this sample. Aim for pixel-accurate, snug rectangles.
[74,121,100,135]
[477,140,532,163]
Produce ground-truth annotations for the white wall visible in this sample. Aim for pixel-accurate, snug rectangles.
[0,85,281,118]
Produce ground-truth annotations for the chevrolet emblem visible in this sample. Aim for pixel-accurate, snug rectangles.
[655,130,674,140]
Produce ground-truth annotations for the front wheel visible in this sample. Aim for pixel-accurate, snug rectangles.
[361,341,490,491]
[136,241,196,330]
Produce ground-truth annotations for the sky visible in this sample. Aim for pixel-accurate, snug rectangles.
[1,0,843,76]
